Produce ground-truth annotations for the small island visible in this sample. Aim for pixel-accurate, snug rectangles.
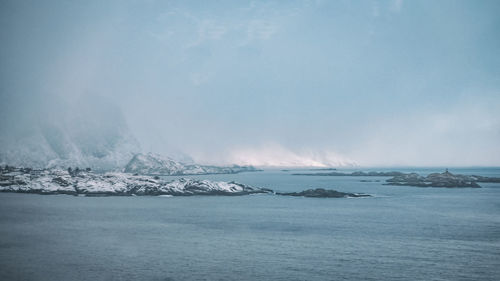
[291,168,500,188]
[277,188,370,198]
[385,169,500,188]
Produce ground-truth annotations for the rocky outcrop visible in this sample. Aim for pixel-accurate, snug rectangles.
[124,153,261,176]
[384,170,496,188]
[292,169,500,188]
[277,188,370,198]
[1,165,377,198]
[470,175,500,183]
[0,166,372,198]
[0,166,270,196]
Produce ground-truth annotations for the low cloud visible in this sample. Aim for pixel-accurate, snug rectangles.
[193,143,357,167]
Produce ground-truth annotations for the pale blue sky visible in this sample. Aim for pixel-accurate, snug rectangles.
[1,0,499,166]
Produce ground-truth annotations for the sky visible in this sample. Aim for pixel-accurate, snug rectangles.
[1,0,499,167]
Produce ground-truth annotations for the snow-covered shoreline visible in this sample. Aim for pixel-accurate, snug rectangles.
[0,166,271,196]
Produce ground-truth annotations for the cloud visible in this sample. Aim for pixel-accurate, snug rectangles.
[149,1,298,50]
[348,96,500,166]
[372,1,380,18]
[209,143,357,167]
[241,19,278,45]
[391,0,403,13]
[190,71,211,86]
[2,0,499,168]
[188,19,228,47]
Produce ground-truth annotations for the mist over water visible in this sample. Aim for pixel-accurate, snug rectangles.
[1,1,500,167]
[1,3,500,281]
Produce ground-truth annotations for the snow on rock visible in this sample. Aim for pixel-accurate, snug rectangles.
[124,153,186,175]
[124,153,261,176]
[0,166,271,196]
[0,93,140,171]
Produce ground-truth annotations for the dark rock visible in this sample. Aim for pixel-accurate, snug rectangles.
[470,175,500,183]
[52,177,70,187]
[385,170,482,188]
[277,188,370,198]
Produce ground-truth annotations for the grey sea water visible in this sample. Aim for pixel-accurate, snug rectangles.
[1,168,499,281]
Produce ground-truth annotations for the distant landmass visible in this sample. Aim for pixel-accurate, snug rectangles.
[385,170,500,188]
[124,153,261,176]
[0,166,366,198]
[292,169,500,188]
[292,171,405,176]
[277,188,369,198]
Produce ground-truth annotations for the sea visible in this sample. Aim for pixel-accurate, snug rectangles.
[1,167,499,281]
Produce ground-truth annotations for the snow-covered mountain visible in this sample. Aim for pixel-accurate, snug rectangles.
[124,153,260,175]
[0,94,140,171]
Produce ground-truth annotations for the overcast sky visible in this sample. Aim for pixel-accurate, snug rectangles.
[1,0,499,167]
